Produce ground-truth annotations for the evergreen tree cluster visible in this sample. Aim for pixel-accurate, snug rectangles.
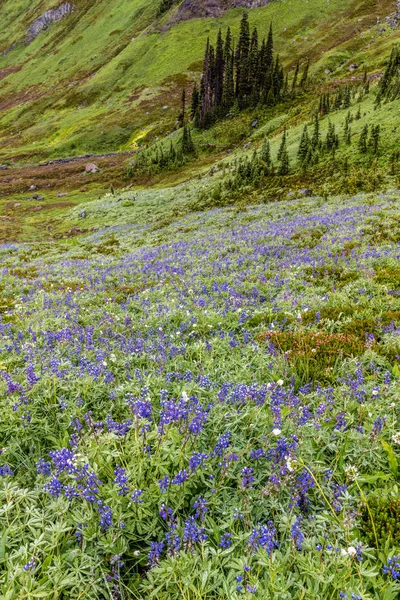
[376,45,400,103]
[192,14,301,128]
[358,124,380,155]
[318,85,354,116]
[126,126,195,177]
[225,130,291,191]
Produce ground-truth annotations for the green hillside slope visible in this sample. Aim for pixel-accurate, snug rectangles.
[0,0,398,161]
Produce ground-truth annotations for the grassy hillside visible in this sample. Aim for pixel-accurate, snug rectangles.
[0,0,398,162]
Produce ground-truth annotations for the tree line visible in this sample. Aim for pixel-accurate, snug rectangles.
[190,13,309,129]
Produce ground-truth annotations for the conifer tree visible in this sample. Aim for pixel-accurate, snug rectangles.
[277,130,289,175]
[278,148,290,176]
[325,121,338,152]
[191,84,200,121]
[343,86,351,108]
[260,137,271,169]
[370,124,380,154]
[298,125,310,164]
[291,62,299,93]
[277,129,287,162]
[222,28,235,109]
[181,125,195,155]
[215,29,225,107]
[344,112,352,145]
[236,13,251,104]
[177,89,186,128]
[265,24,274,71]
[299,60,310,89]
[249,27,260,100]
[311,113,320,150]
[358,124,368,153]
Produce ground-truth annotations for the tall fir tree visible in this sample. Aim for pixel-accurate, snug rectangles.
[214,29,225,108]
[369,124,380,154]
[181,125,195,155]
[260,137,271,169]
[177,89,186,128]
[358,124,368,153]
[311,113,320,151]
[222,27,235,109]
[191,84,200,122]
[277,128,287,162]
[298,125,310,163]
[278,130,290,175]
[343,111,352,145]
[299,60,310,89]
[249,27,260,100]
[235,12,251,104]
[291,62,299,93]
[325,121,338,152]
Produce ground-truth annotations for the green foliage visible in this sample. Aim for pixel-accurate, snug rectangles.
[361,489,400,548]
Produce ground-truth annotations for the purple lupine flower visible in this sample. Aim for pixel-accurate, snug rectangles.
[23,559,37,572]
[183,517,207,551]
[193,496,208,521]
[171,469,189,486]
[44,475,63,497]
[220,532,232,549]
[249,522,278,555]
[189,452,208,472]
[383,555,400,579]
[114,465,129,495]
[0,464,13,476]
[165,529,181,557]
[241,467,254,489]
[148,541,164,567]
[36,459,51,475]
[158,476,170,492]
[131,489,144,503]
[98,503,113,530]
[291,517,304,550]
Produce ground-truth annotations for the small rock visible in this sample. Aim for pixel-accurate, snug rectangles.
[80,186,88,192]
[162,105,169,110]
[85,163,99,173]
[349,63,359,71]
[32,194,44,200]
[58,192,68,197]
[243,142,252,150]
[14,203,21,208]
[29,184,37,190]
[80,210,86,218]
[299,188,312,197]
[251,120,258,128]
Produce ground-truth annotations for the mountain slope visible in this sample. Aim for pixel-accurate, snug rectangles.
[0,0,398,162]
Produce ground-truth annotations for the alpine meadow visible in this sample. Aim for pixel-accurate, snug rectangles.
[2,0,400,599]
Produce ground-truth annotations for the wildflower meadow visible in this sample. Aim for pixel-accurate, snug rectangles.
[0,191,400,599]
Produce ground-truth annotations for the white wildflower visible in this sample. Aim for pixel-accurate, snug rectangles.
[345,465,359,482]
[272,428,281,436]
[392,432,400,446]
[286,456,295,472]
[347,546,357,557]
